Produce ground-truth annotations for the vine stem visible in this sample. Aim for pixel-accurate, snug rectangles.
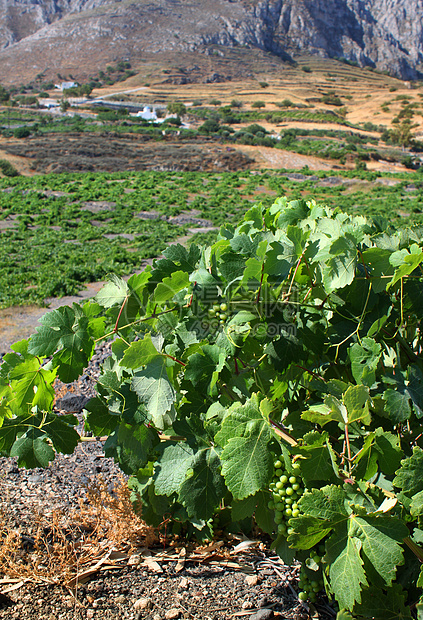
[113,296,128,333]
[94,305,179,343]
[404,537,423,563]
[357,248,370,279]
[344,424,352,475]
[256,262,265,305]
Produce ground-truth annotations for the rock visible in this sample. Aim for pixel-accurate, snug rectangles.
[178,577,189,589]
[249,610,274,620]
[0,0,421,84]
[114,595,126,605]
[164,609,181,619]
[245,574,259,586]
[55,393,90,412]
[134,598,153,611]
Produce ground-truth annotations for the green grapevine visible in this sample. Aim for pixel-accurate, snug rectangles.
[2,195,423,618]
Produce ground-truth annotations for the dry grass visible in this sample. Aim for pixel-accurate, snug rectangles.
[0,477,157,591]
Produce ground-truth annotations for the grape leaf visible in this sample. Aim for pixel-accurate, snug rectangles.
[321,235,357,293]
[178,446,225,521]
[264,238,296,284]
[231,494,259,521]
[388,244,423,290]
[153,270,190,304]
[353,584,412,619]
[154,442,196,496]
[121,334,161,369]
[95,274,129,308]
[28,305,93,382]
[10,428,55,468]
[354,428,402,480]
[410,490,423,517]
[105,423,159,475]
[162,243,201,272]
[383,389,412,423]
[42,413,80,454]
[350,515,407,585]
[217,396,273,500]
[185,344,227,394]
[394,447,423,497]
[83,397,120,436]
[361,247,394,294]
[326,525,368,611]
[343,385,371,425]
[295,433,340,484]
[348,339,382,387]
[9,357,56,414]
[132,358,176,430]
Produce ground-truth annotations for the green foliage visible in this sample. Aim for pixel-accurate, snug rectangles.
[0,159,19,177]
[2,169,423,308]
[13,127,31,138]
[4,195,423,615]
[166,102,187,117]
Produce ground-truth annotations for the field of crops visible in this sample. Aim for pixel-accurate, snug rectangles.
[1,167,423,307]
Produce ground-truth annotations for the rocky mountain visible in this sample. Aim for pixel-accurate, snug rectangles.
[0,0,422,84]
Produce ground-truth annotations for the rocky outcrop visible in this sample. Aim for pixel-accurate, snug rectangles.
[0,0,422,82]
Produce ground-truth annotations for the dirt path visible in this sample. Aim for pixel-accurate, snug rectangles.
[0,281,108,356]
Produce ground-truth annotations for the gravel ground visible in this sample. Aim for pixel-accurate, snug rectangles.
[0,344,336,620]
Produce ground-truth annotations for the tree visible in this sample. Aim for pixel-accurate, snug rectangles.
[390,119,417,149]
[60,99,70,113]
[0,85,10,103]
[166,102,187,117]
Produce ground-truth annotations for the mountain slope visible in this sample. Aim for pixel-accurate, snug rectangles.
[0,0,422,84]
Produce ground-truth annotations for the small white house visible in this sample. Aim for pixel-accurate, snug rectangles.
[54,81,78,91]
[136,106,157,121]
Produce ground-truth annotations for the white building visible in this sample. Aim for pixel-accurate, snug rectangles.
[54,82,78,91]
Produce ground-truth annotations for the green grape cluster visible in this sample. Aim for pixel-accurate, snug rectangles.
[298,559,324,604]
[268,457,304,538]
[208,301,229,325]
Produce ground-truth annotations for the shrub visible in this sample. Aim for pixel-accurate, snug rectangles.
[0,159,19,176]
[13,127,31,138]
[251,101,265,109]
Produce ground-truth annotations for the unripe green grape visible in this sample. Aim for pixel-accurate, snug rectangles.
[289,476,297,484]
[220,302,227,312]
[292,462,301,470]
[286,487,294,496]
[280,474,288,484]
[285,497,293,505]
[275,481,283,490]
[220,313,227,321]
[292,509,300,518]
[208,309,216,317]
[278,488,287,496]
[285,508,292,517]
[275,468,283,477]
[298,592,308,602]
[213,304,220,312]
[292,483,300,491]
[274,459,282,469]
[267,501,275,510]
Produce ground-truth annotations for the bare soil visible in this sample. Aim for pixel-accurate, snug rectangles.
[0,134,253,175]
